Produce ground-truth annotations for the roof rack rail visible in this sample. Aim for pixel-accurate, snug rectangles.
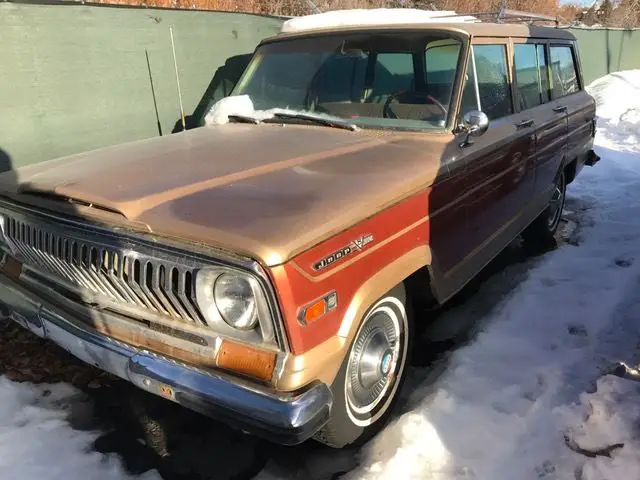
[438,8,559,26]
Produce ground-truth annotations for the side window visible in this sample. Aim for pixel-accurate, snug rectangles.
[461,44,513,121]
[514,43,550,110]
[370,53,415,98]
[550,45,580,98]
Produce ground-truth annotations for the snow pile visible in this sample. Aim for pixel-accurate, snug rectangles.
[559,375,640,479]
[203,95,300,125]
[588,70,640,147]
[280,9,479,34]
[204,94,255,125]
[0,378,158,479]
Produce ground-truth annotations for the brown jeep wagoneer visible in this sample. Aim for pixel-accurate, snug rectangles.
[0,10,598,448]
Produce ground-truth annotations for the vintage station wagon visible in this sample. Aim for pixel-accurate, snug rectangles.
[0,10,598,448]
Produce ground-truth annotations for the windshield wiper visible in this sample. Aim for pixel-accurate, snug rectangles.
[269,112,358,131]
[227,111,358,131]
[228,114,262,125]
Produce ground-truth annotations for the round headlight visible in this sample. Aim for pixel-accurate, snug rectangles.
[213,274,258,330]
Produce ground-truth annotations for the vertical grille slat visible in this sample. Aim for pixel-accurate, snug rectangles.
[2,215,207,326]
[125,257,157,311]
[152,264,182,319]
[140,261,170,315]
[105,251,139,305]
[177,269,204,323]
[162,267,192,322]
[93,248,122,301]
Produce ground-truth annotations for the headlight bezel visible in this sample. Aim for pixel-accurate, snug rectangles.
[195,266,277,347]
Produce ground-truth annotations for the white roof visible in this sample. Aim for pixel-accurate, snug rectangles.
[280,9,480,34]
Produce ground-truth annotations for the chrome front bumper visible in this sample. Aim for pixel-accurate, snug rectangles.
[0,273,332,445]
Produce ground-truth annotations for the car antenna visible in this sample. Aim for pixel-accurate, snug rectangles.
[169,26,186,132]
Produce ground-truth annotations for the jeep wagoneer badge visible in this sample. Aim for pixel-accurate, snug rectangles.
[312,234,374,271]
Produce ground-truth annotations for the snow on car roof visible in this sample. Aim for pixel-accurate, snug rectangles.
[279,9,480,34]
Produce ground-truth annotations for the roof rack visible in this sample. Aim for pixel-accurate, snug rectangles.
[438,8,559,26]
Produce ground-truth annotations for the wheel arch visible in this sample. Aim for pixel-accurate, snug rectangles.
[564,156,578,185]
[337,245,431,342]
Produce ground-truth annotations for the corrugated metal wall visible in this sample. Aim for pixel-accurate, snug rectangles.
[569,27,640,85]
[0,2,283,169]
[2,3,639,171]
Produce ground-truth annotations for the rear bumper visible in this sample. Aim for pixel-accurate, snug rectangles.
[0,273,332,445]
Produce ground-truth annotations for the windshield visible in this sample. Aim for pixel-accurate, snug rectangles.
[231,32,465,132]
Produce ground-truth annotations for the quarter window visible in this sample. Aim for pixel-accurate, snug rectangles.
[550,45,580,98]
[461,44,513,121]
[514,43,550,110]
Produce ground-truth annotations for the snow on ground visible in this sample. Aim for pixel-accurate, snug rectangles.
[0,378,159,479]
[259,70,640,480]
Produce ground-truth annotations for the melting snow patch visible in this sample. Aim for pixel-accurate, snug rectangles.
[0,378,158,479]
[204,94,255,125]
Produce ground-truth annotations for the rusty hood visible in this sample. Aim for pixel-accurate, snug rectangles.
[0,124,451,266]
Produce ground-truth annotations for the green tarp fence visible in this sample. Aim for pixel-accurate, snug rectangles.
[0,2,284,169]
[2,2,639,170]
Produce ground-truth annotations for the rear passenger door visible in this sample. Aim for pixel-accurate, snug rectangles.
[458,40,536,258]
[549,43,593,167]
[512,39,566,202]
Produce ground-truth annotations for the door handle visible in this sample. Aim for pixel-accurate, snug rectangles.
[516,119,534,129]
[553,105,568,113]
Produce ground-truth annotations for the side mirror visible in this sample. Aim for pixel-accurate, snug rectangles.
[459,110,489,147]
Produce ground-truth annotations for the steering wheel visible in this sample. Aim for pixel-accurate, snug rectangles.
[382,90,448,120]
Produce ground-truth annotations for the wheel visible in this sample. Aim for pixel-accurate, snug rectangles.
[523,167,566,247]
[314,284,413,448]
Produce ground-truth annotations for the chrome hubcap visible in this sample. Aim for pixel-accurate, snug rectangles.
[548,172,565,229]
[346,310,401,414]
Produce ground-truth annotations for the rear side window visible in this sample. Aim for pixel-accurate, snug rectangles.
[550,45,580,98]
[461,44,513,121]
[514,43,550,110]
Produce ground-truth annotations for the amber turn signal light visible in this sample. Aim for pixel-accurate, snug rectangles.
[298,291,338,325]
[216,339,276,382]
[304,300,326,323]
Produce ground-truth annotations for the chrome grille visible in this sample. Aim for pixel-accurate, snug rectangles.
[2,215,206,325]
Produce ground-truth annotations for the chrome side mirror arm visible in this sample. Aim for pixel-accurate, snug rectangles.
[458,110,489,148]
